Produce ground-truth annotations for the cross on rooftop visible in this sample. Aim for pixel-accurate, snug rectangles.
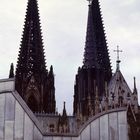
[114,46,122,62]
[114,46,122,71]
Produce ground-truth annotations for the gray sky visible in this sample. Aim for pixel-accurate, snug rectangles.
[0,0,140,114]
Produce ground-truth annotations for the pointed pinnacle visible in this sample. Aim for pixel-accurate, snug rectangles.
[134,77,136,88]
[62,101,67,116]
[9,63,14,78]
[133,77,138,94]
[64,101,66,109]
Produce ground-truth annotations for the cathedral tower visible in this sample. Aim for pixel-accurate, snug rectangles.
[15,0,56,113]
[73,0,112,118]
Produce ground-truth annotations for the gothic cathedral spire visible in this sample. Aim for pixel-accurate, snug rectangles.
[84,0,111,77]
[15,0,56,113]
[73,0,112,118]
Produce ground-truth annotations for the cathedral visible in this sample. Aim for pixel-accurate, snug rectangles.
[0,0,140,140]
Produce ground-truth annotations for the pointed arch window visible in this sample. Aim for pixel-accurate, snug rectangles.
[27,95,38,113]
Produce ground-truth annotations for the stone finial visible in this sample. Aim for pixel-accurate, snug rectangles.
[133,77,139,113]
[133,77,138,95]
[95,86,100,114]
[104,82,109,111]
[87,95,93,116]
[9,63,14,78]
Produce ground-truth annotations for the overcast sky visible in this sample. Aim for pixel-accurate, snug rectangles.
[0,0,140,114]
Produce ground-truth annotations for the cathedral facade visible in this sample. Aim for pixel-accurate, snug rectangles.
[0,0,140,139]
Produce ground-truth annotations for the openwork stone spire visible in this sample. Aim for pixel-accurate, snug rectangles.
[15,0,56,114]
[84,0,99,68]
[83,0,111,77]
[73,0,112,118]
[16,0,46,78]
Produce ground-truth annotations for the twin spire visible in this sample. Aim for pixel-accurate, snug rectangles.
[16,0,46,79]
[73,0,112,118]
[15,0,113,114]
[84,0,111,74]
[85,1,122,72]
[15,0,56,113]
[10,0,136,116]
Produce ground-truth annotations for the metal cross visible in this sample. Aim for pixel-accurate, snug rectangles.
[114,45,122,62]
[114,46,122,70]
